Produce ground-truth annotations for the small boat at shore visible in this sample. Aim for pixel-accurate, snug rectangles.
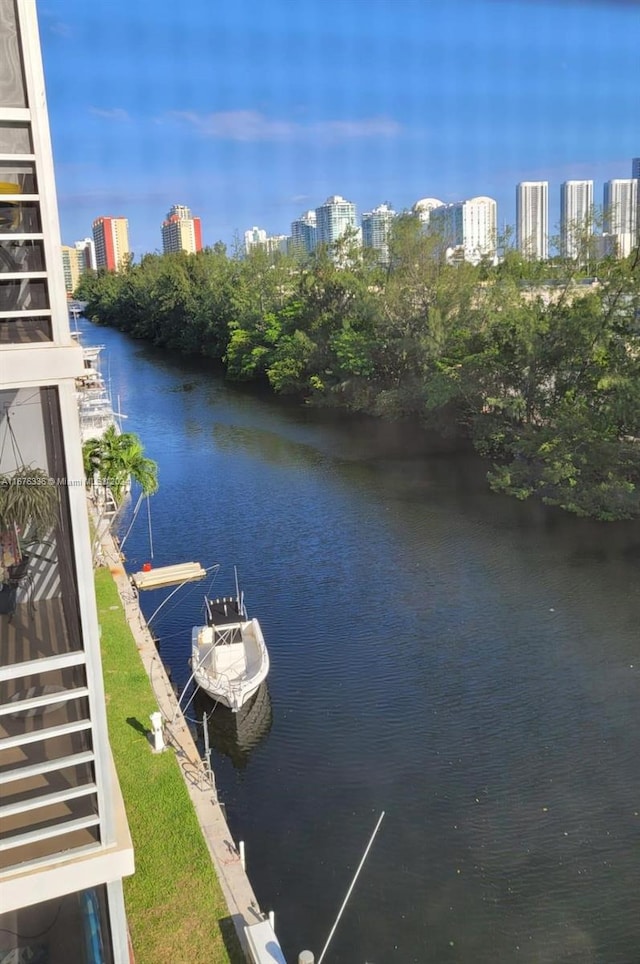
[191,579,269,712]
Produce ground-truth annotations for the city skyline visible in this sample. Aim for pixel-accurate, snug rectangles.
[60,162,638,265]
[39,0,639,255]
[72,164,637,269]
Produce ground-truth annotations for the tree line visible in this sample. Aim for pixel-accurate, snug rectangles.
[76,219,640,520]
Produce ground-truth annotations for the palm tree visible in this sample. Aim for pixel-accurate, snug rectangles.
[83,426,158,503]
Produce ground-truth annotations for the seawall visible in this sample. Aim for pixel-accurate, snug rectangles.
[96,520,280,961]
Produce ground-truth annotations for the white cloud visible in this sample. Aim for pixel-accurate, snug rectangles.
[169,110,402,143]
[89,107,131,122]
[49,21,72,38]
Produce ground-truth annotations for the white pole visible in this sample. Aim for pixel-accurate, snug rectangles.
[146,494,154,559]
[234,565,240,610]
[239,840,246,871]
[202,711,212,783]
[316,811,385,964]
[268,911,275,930]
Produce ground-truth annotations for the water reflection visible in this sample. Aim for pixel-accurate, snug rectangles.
[194,683,273,770]
[78,318,640,963]
[211,422,326,471]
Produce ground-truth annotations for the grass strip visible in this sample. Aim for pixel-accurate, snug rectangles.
[95,568,244,964]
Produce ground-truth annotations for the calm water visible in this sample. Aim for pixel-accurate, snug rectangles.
[81,320,640,964]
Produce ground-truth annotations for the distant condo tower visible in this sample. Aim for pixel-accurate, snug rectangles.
[60,244,81,295]
[560,180,594,260]
[74,236,97,271]
[92,215,130,271]
[361,203,396,264]
[603,179,638,259]
[428,196,497,265]
[633,159,640,242]
[290,210,317,255]
[315,195,358,248]
[161,204,203,254]
[412,197,444,227]
[244,226,267,254]
[516,181,549,260]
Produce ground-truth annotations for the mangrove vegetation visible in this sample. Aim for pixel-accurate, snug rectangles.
[76,220,640,520]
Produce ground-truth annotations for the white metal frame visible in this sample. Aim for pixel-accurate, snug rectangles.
[0,3,133,944]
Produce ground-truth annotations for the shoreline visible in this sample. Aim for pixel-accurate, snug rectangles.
[95,513,284,961]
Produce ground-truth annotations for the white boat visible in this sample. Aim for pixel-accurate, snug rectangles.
[75,343,124,443]
[191,586,270,713]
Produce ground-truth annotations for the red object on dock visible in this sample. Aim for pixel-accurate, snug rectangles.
[142,562,152,572]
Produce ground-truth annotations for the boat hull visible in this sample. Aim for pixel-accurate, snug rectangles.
[191,618,269,712]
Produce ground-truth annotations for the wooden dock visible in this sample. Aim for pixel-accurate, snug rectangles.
[98,527,277,961]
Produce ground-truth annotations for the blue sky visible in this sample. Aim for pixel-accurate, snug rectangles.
[39,0,639,257]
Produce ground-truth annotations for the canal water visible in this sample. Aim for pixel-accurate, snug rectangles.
[81,320,640,964]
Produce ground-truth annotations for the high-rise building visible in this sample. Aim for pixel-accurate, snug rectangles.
[92,216,130,271]
[265,234,289,255]
[516,181,549,260]
[560,180,594,260]
[74,237,97,271]
[632,159,640,243]
[0,3,134,960]
[161,204,203,254]
[603,179,638,259]
[361,203,396,264]
[244,226,267,254]
[412,197,444,227]
[428,196,497,264]
[290,210,317,255]
[315,195,358,248]
[61,244,82,295]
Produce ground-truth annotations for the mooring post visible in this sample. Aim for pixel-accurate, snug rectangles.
[298,952,315,964]
[239,839,246,870]
[202,711,212,786]
[149,712,165,752]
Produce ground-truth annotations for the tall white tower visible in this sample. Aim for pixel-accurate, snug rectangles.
[290,210,317,255]
[516,181,549,260]
[632,159,640,245]
[428,197,497,264]
[361,203,396,264]
[315,195,358,247]
[244,226,267,254]
[560,180,594,259]
[603,179,638,258]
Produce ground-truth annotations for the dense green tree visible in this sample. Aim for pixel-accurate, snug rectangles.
[75,235,640,520]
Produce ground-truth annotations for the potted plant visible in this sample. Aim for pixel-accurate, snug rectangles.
[0,464,58,589]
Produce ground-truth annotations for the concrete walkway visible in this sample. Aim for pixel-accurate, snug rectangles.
[98,525,269,961]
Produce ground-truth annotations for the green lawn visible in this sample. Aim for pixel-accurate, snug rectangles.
[94,568,244,964]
